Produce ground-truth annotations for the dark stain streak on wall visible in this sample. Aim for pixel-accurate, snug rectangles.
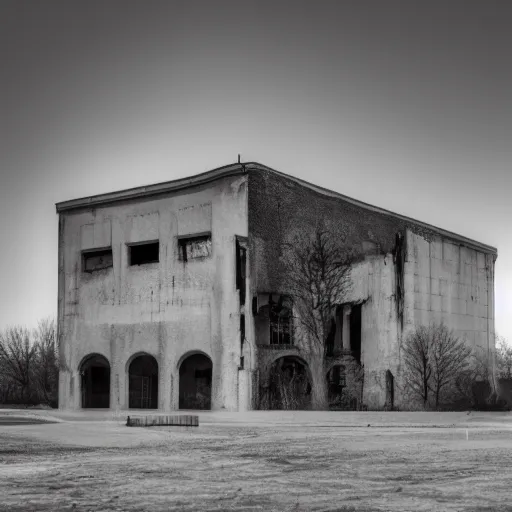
[392,232,406,330]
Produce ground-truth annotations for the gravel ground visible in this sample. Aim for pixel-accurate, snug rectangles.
[1,414,512,512]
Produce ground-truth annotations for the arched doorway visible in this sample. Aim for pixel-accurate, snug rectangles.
[128,354,158,409]
[265,356,311,410]
[80,354,110,408]
[179,353,212,410]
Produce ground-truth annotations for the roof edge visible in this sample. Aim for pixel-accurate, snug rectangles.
[244,162,498,256]
[55,159,497,256]
[55,162,245,213]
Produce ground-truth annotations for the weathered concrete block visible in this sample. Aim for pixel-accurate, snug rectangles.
[439,279,451,297]
[477,304,489,319]
[476,252,486,270]
[442,241,458,262]
[414,292,430,311]
[460,263,473,285]
[477,286,488,306]
[414,276,430,294]
[461,246,477,265]
[126,414,199,427]
[430,277,440,296]
[457,283,469,300]
[430,238,443,260]
[431,295,442,312]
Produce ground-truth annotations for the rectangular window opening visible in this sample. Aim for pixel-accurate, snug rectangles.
[269,296,293,345]
[240,314,245,367]
[235,238,247,306]
[350,304,362,363]
[129,241,159,266]
[178,233,212,262]
[82,248,113,273]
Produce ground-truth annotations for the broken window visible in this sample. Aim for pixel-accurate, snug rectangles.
[235,237,247,306]
[82,248,113,273]
[270,296,293,345]
[178,233,212,262]
[129,241,159,266]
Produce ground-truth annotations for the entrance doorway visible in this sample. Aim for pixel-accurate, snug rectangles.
[80,354,110,408]
[128,354,158,409]
[179,353,212,410]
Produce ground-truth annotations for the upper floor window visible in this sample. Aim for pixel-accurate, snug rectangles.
[178,233,212,262]
[270,296,293,345]
[235,236,247,306]
[129,241,159,266]
[82,248,113,273]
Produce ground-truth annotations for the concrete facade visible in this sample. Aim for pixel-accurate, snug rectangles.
[56,162,497,411]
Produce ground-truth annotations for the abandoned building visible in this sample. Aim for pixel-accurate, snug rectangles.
[56,162,497,411]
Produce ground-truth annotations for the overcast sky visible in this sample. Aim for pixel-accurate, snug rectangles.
[1,0,511,341]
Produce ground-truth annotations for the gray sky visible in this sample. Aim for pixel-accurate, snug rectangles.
[1,0,511,340]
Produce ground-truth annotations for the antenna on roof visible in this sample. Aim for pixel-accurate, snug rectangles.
[238,154,241,164]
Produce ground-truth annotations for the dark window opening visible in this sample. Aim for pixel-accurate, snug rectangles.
[83,248,113,273]
[350,304,362,363]
[385,370,395,410]
[240,314,245,368]
[178,233,212,262]
[325,318,337,357]
[235,238,247,306]
[270,296,293,345]
[129,241,159,266]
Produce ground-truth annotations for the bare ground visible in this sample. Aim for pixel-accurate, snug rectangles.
[1,412,512,512]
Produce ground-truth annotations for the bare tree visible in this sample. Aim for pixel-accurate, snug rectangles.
[283,225,354,410]
[402,325,432,407]
[495,335,512,380]
[0,326,37,403]
[429,324,472,408]
[33,318,58,406]
[402,323,472,409]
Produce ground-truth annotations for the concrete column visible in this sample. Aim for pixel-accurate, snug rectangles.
[342,305,352,350]
[334,308,343,353]
[238,369,252,411]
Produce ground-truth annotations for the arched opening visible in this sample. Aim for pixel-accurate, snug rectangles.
[80,354,110,408]
[327,364,346,410]
[128,354,158,409]
[179,353,212,410]
[264,356,311,410]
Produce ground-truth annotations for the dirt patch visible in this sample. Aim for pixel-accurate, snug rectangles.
[0,422,512,511]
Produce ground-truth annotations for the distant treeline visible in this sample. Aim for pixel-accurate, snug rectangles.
[0,319,58,408]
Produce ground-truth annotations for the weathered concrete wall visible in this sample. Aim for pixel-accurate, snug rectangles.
[403,230,495,352]
[58,175,248,411]
[247,168,496,410]
[397,230,496,407]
